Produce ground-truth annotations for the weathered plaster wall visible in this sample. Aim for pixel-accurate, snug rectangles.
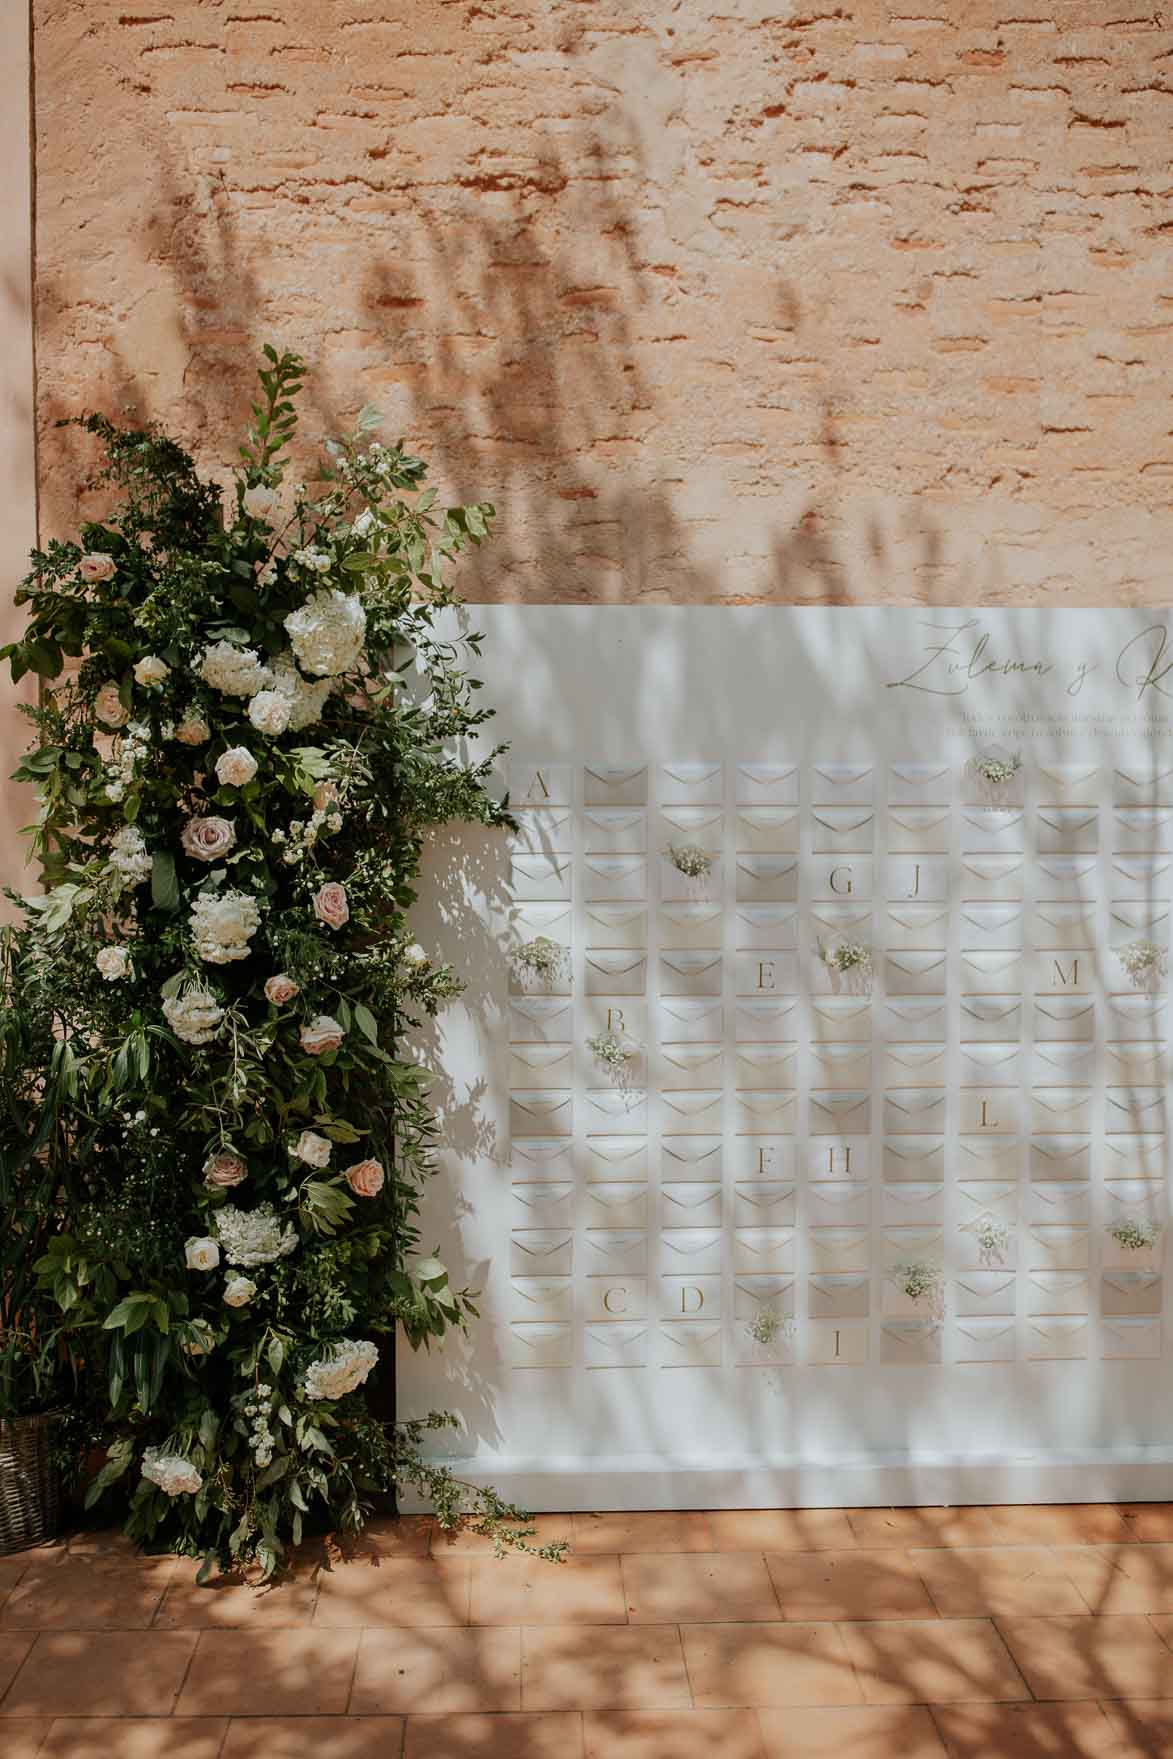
[26,2,1173,614]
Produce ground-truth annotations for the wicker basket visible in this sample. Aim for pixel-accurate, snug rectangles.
[0,1412,61,1554]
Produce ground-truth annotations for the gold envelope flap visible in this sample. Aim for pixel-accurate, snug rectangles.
[661,1182,722,1213]
[1038,857,1096,887]
[585,951,646,978]
[586,904,646,933]
[956,1270,1017,1300]
[963,951,1021,978]
[737,807,799,837]
[962,1043,1020,1075]
[887,905,949,933]
[1033,1136,1089,1166]
[661,1045,723,1078]
[512,854,572,885]
[661,952,722,977]
[956,1318,1016,1344]
[661,903,723,934]
[810,904,872,936]
[1116,764,1173,791]
[1103,1270,1162,1295]
[960,999,1021,1026]
[889,808,951,836]
[885,1137,945,1166]
[810,807,875,836]
[735,1183,795,1215]
[962,855,1024,882]
[734,1275,793,1305]
[585,1135,646,1167]
[957,1179,1017,1212]
[890,762,951,790]
[661,761,723,788]
[812,762,873,790]
[1037,807,1098,834]
[585,854,645,883]
[510,1044,573,1074]
[961,905,1022,938]
[662,1228,723,1259]
[738,1090,794,1119]
[1033,1087,1093,1117]
[737,763,798,789]
[513,904,573,942]
[887,1045,946,1075]
[660,805,723,838]
[884,1182,943,1212]
[662,1089,723,1118]
[1117,808,1173,837]
[512,1230,572,1262]
[511,1090,572,1120]
[1111,856,1173,886]
[662,1135,723,1166]
[813,1044,872,1074]
[1035,998,1095,1024]
[961,808,1025,837]
[584,765,646,789]
[1037,763,1100,795]
[583,808,645,837]
[886,1089,945,1118]
[813,1089,870,1115]
[737,856,798,882]
[887,951,948,978]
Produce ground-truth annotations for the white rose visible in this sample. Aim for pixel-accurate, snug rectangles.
[190,890,260,964]
[223,1276,257,1308]
[403,943,428,968]
[292,1129,331,1168]
[300,1015,345,1056]
[181,816,237,862]
[241,483,280,521]
[162,983,225,1045]
[284,589,367,677]
[175,712,211,746]
[96,946,131,982]
[185,1236,220,1272]
[134,655,169,687]
[264,973,299,1006]
[214,747,258,787]
[79,552,116,584]
[94,682,129,727]
[248,689,293,736]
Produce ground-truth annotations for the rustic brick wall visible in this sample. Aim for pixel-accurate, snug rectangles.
[29,3,1173,605]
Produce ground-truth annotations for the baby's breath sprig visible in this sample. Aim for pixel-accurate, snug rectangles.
[970,751,1022,787]
[665,843,713,880]
[1108,1218,1161,1252]
[1119,938,1168,992]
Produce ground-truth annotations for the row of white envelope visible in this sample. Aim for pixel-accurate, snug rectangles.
[507,1318,1162,1367]
[512,1133,1169,1182]
[512,808,1173,859]
[513,901,1173,950]
[512,854,1173,903]
[508,761,1173,809]
[509,1041,1171,1089]
[511,1178,1167,1228]
[509,995,1170,1043]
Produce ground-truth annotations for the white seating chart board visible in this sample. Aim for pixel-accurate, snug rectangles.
[399,607,1173,1510]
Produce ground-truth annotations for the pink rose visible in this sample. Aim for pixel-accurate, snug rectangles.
[300,1014,344,1056]
[344,1158,385,1198]
[80,552,116,584]
[312,781,339,811]
[203,1152,247,1189]
[313,881,349,930]
[264,973,299,1006]
[181,816,236,863]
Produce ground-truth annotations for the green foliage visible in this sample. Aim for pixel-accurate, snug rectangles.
[0,350,545,1573]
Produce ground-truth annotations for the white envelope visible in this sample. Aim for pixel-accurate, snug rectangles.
[1032,950,1092,995]
[959,856,1025,900]
[1110,857,1173,899]
[1106,997,1167,1041]
[1114,946,1169,994]
[808,857,874,902]
[583,1087,647,1134]
[661,849,723,902]
[659,903,723,948]
[736,763,799,806]
[658,762,723,805]
[957,1136,1020,1180]
[811,762,874,804]
[1037,857,1097,900]
[735,907,798,950]
[808,1228,870,1272]
[584,855,646,902]
[734,1275,796,1319]
[880,1322,941,1365]
[1102,1318,1161,1359]
[882,1275,941,1320]
[884,951,948,995]
[1033,1041,1096,1085]
[662,1276,721,1320]
[808,1184,872,1227]
[959,998,1022,1042]
[1115,809,1173,852]
[735,999,799,1042]
[661,1229,723,1274]
[810,903,873,945]
[808,1320,869,1363]
[1036,763,1100,806]
[811,1045,874,1091]
[512,1137,575,1179]
[1027,1270,1090,1314]
[884,1089,946,1134]
[1037,808,1099,854]
[583,1185,649,1229]
[958,1089,1019,1135]
[1027,1225,1090,1271]
[581,808,647,854]
[961,905,1024,950]
[811,808,875,853]
[658,805,724,848]
[733,1229,796,1272]
[808,1274,870,1319]
[735,952,797,996]
[584,765,647,807]
[961,808,1025,853]
[1026,1316,1087,1359]
[509,1043,574,1089]
[509,997,574,1043]
[509,1323,573,1369]
[810,1090,871,1135]
[735,1184,797,1228]
[655,1043,724,1089]
[737,1137,795,1180]
[1106,1087,1167,1135]
[511,855,573,902]
[735,809,800,853]
[1104,1136,1168,1179]
[736,1091,796,1134]
[510,1090,573,1138]
[887,809,951,854]
[1104,1179,1166,1227]
[882,1044,946,1087]
[585,906,647,950]
[658,998,723,1043]
[954,1271,1017,1317]
[510,947,572,998]
[512,904,573,950]
[889,762,952,805]
[661,1135,723,1182]
[806,1137,868,1181]
[659,1323,723,1368]
[583,1230,647,1276]
[511,1230,573,1277]
[509,762,572,807]
[1115,765,1173,805]
[962,951,1022,994]
[886,856,948,902]
[1032,1088,1093,1133]
[959,1043,1020,1085]
[583,1136,648,1182]
[955,1318,1017,1362]
[1029,1183,1089,1226]
[1034,997,1095,1041]
[1102,1271,1163,1316]
[584,1323,648,1369]
[1030,1136,1091,1181]
[883,1137,946,1181]
[735,856,799,903]
[956,1181,1017,1225]
[881,1183,945,1226]
[883,998,948,1042]
[509,1278,573,1322]
[736,1044,797,1088]
[660,1089,723,1134]
[884,905,949,950]
[883,1224,943,1265]
[510,808,574,854]
[660,952,722,997]
[585,951,647,997]
[661,1182,724,1228]
[1110,902,1171,944]
[1032,904,1096,950]
[810,998,873,1041]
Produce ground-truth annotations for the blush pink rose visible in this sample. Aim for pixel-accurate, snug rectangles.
[300,1014,344,1056]
[313,881,349,930]
[343,1158,385,1198]
[203,1152,247,1189]
[264,973,299,1006]
[312,781,339,811]
[80,552,116,584]
[181,816,236,862]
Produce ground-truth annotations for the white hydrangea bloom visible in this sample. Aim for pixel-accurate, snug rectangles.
[199,641,273,699]
[302,1338,379,1401]
[268,652,333,731]
[293,546,332,574]
[284,590,367,678]
[214,1202,298,1268]
[107,826,152,888]
[162,983,225,1046]
[190,890,261,964]
[141,1448,203,1497]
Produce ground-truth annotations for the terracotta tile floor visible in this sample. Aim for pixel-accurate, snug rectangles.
[4,1505,1173,1754]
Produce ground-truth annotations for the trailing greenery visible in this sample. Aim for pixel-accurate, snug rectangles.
[0,350,557,1574]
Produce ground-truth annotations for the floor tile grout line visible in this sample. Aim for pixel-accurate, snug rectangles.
[675,1619,697,1710]
[169,1627,201,1718]
[341,1620,364,1716]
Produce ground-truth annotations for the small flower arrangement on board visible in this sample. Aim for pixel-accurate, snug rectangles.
[744,1307,795,1350]
[963,1214,1012,1266]
[816,938,873,993]
[513,935,567,984]
[969,751,1022,788]
[586,1029,637,1087]
[665,842,713,880]
[1108,1218,1161,1253]
[1118,938,1168,992]
[892,1259,945,1319]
